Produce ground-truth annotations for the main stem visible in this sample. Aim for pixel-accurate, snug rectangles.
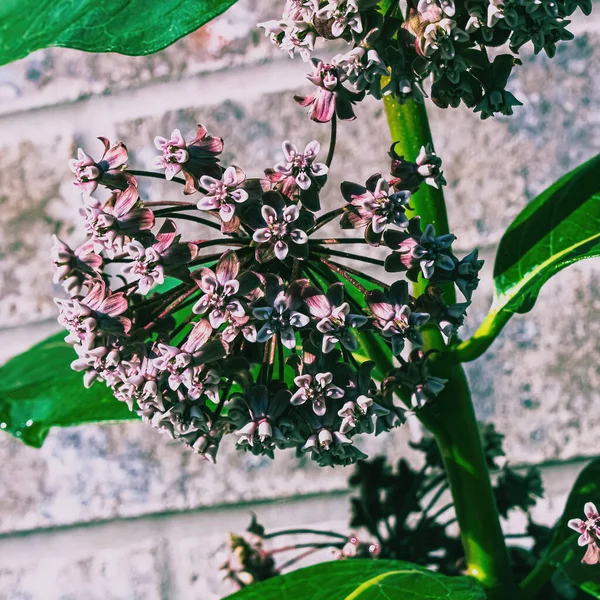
[383,97,514,596]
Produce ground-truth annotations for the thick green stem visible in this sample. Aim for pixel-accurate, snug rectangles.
[383,97,455,303]
[419,355,515,597]
[383,97,514,596]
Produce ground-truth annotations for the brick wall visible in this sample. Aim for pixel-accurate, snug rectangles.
[0,1,599,597]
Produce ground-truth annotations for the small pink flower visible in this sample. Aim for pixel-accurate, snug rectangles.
[153,124,223,194]
[568,502,600,549]
[197,166,249,223]
[56,282,131,346]
[122,219,197,294]
[294,59,364,123]
[153,129,189,179]
[273,140,328,191]
[84,184,155,256]
[68,137,132,196]
[51,236,103,297]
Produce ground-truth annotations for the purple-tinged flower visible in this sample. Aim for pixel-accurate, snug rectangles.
[152,343,193,391]
[270,140,328,194]
[426,249,484,301]
[153,124,224,195]
[333,361,389,435]
[71,343,124,388]
[156,401,211,439]
[252,276,309,349]
[222,315,258,345]
[182,367,220,402]
[302,426,350,453]
[332,47,388,96]
[316,0,362,37]
[181,319,214,355]
[68,137,132,196]
[191,433,220,463]
[192,251,257,329]
[301,410,367,466]
[123,244,162,294]
[386,350,447,409]
[341,175,412,245]
[415,286,470,341]
[123,219,197,294]
[294,59,364,123]
[247,192,313,262]
[390,143,446,192]
[291,372,344,416]
[84,184,155,256]
[229,385,291,456]
[418,0,456,17]
[56,282,131,346]
[153,129,189,180]
[51,236,103,297]
[422,18,469,59]
[454,250,484,300]
[385,223,456,280]
[258,19,316,62]
[366,281,430,355]
[303,282,368,353]
[568,503,600,548]
[197,166,253,233]
[283,0,319,21]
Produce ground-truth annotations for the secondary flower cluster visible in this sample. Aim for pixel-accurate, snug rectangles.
[260,0,590,119]
[220,515,380,592]
[54,125,482,466]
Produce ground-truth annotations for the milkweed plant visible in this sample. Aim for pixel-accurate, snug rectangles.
[11,0,596,598]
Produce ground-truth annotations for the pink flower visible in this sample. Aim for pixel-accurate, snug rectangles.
[84,184,155,256]
[68,137,132,196]
[568,502,600,556]
[56,282,131,346]
[122,219,197,294]
[197,166,250,232]
[153,125,223,194]
[153,129,189,180]
[51,236,103,297]
[273,140,328,191]
[294,59,364,123]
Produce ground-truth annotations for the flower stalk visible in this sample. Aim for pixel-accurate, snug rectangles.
[384,96,514,597]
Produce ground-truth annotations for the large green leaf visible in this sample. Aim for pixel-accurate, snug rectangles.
[225,559,486,600]
[529,459,600,598]
[0,0,239,67]
[457,154,600,361]
[0,332,137,448]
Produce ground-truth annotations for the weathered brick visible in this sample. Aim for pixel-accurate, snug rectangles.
[0,0,282,116]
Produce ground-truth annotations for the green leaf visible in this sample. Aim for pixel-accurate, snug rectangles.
[225,559,486,600]
[457,154,600,361]
[0,332,137,448]
[0,0,239,67]
[535,459,600,598]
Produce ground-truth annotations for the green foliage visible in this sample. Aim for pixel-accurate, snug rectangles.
[0,332,137,447]
[0,0,239,66]
[494,153,600,314]
[224,559,485,600]
[458,154,600,361]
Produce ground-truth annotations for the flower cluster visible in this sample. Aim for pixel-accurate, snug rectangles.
[260,0,590,119]
[54,124,481,467]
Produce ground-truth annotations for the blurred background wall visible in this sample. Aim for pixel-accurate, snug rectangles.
[0,1,599,597]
